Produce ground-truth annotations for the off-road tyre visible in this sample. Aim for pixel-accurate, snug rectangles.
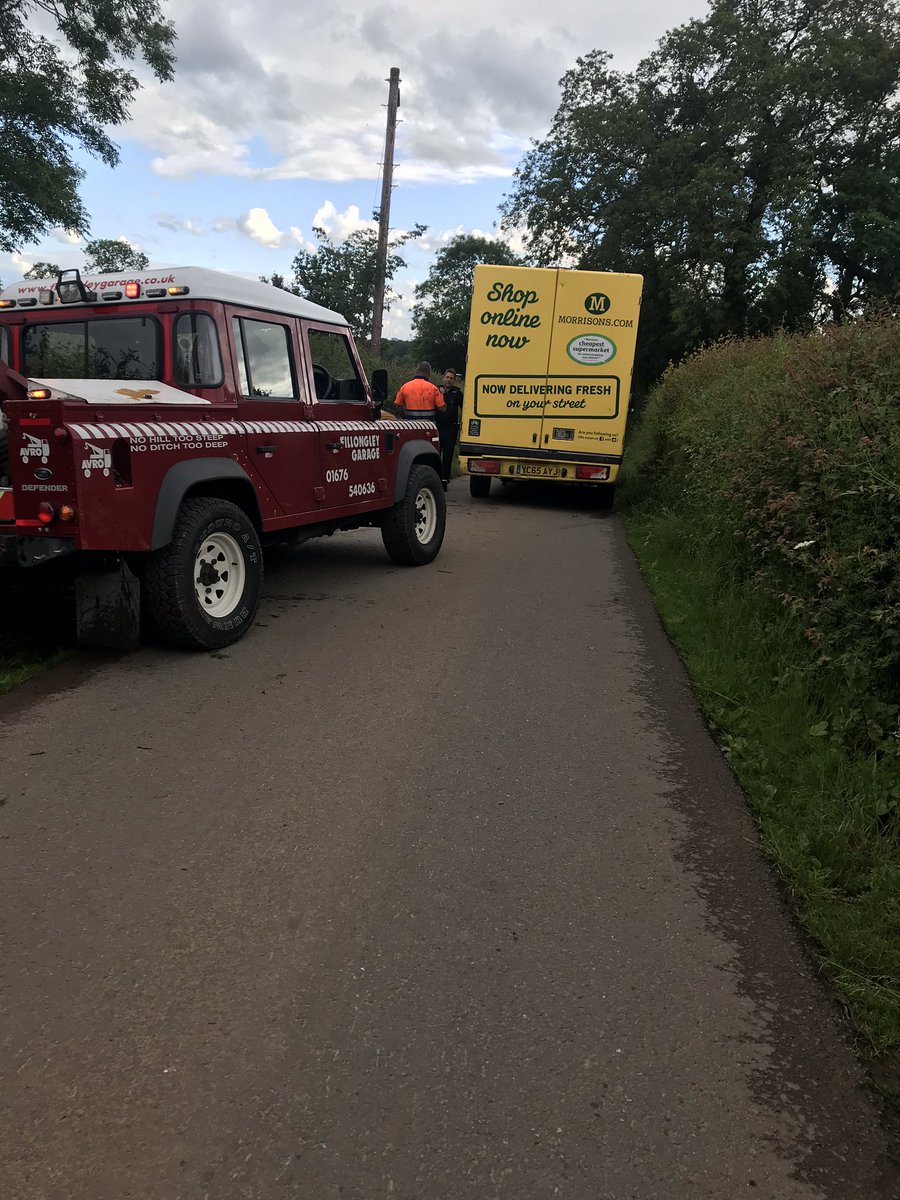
[595,483,616,510]
[144,498,263,649]
[381,463,446,566]
[469,475,492,498]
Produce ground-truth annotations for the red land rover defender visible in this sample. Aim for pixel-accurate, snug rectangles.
[0,267,446,649]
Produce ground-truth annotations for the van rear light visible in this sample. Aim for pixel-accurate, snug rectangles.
[59,505,77,522]
[0,298,16,308]
[125,282,141,299]
[145,288,166,298]
[28,387,51,400]
[39,288,55,305]
[575,465,610,481]
[37,502,56,524]
[167,286,190,296]
[101,290,123,301]
[469,459,500,474]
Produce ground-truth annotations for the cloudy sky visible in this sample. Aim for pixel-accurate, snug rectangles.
[6,0,707,338]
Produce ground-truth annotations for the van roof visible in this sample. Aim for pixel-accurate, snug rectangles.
[0,266,349,326]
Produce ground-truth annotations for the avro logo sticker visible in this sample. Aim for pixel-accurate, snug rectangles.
[20,432,50,464]
[584,292,611,315]
[566,334,617,366]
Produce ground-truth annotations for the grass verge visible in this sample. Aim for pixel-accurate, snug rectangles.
[623,508,900,1090]
[0,635,70,696]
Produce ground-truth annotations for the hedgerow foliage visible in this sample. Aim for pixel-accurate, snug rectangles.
[626,317,900,815]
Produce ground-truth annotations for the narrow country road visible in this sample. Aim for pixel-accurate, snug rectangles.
[0,483,894,1199]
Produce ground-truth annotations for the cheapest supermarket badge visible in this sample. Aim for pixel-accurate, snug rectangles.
[566,334,617,365]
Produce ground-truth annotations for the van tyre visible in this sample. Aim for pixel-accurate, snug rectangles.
[381,463,446,566]
[595,483,616,510]
[469,475,492,498]
[144,498,263,649]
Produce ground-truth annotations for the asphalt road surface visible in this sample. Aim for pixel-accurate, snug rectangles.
[1,483,896,1200]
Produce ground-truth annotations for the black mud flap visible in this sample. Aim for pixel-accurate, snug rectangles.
[75,559,141,650]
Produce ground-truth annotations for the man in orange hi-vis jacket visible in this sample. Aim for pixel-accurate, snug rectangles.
[395,362,446,421]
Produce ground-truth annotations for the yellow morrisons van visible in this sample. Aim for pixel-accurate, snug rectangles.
[460,265,643,506]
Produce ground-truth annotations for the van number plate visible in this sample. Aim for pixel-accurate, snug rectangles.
[515,464,561,478]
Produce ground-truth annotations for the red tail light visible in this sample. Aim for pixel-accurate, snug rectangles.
[469,459,501,474]
[575,465,610,481]
[37,502,56,524]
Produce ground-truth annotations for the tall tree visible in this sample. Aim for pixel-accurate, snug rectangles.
[289,223,425,340]
[83,238,149,273]
[0,1,176,252]
[24,261,61,280]
[412,234,523,369]
[502,1,900,389]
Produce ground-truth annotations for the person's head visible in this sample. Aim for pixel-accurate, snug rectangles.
[442,368,457,387]
[415,361,432,379]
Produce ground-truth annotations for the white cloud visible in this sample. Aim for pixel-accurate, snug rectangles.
[312,201,376,241]
[238,207,287,248]
[416,223,526,257]
[210,208,313,250]
[121,0,705,185]
[154,214,206,236]
[50,228,83,246]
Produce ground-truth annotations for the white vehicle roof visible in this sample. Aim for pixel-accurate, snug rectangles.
[1,266,349,326]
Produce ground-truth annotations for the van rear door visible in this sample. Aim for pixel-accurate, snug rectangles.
[537,270,643,472]
[461,266,557,460]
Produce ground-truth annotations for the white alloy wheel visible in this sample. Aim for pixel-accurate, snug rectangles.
[414,485,437,544]
[194,531,245,617]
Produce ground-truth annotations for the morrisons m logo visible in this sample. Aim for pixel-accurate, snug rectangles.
[584,292,611,315]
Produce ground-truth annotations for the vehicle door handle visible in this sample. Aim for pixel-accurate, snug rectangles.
[255,444,277,455]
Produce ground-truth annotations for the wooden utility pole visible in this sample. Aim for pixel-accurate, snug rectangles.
[371,67,400,357]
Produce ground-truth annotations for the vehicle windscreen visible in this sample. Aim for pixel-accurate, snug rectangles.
[23,317,159,380]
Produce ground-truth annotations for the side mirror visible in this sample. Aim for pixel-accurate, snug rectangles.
[370,367,388,419]
[371,368,388,402]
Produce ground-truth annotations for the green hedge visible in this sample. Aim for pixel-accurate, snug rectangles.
[626,320,899,785]
[621,317,900,1056]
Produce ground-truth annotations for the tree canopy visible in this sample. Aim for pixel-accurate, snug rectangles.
[412,234,523,370]
[83,238,149,273]
[0,0,176,252]
[288,223,426,340]
[20,238,149,280]
[502,0,900,390]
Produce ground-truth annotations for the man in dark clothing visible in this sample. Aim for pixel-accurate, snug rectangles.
[436,368,464,489]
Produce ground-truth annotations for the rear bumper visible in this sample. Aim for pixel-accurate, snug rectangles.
[459,441,621,465]
[463,455,619,484]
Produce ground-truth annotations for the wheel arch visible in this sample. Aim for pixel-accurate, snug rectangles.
[393,439,442,502]
[151,459,261,550]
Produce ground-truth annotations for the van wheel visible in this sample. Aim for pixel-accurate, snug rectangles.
[144,498,263,649]
[469,475,492,498]
[382,463,446,565]
[595,483,616,510]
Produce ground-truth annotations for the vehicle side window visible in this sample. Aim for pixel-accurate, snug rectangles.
[174,313,223,388]
[0,326,9,364]
[22,318,159,379]
[232,317,298,400]
[306,328,365,403]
